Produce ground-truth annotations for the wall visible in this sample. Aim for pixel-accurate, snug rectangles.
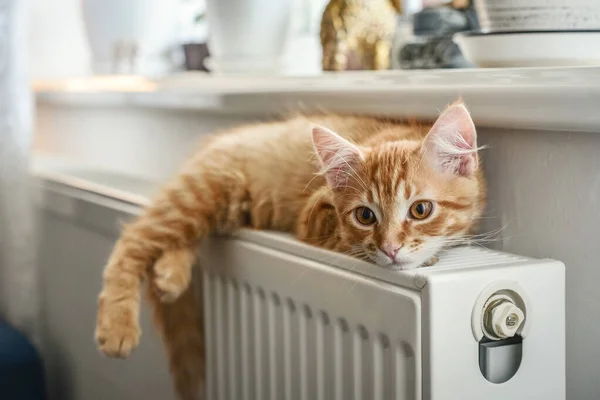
[34,104,258,181]
[33,104,600,399]
[479,128,600,400]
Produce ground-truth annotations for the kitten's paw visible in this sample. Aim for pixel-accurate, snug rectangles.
[153,248,195,303]
[95,296,140,358]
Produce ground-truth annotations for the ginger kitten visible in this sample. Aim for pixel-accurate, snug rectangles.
[95,101,485,399]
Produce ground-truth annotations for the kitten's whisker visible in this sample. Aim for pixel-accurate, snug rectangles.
[341,251,369,259]
[471,215,502,220]
[442,224,514,249]
[303,172,323,192]
[332,153,369,191]
[461,223,510,241]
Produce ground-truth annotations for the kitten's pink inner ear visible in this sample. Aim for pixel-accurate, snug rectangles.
[423,103,479,176]
[312,126,364,189]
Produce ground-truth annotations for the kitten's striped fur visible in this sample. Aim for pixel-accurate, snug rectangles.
[95,101,485,399]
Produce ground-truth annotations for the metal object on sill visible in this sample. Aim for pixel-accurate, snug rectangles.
[393,4,478,69]
[320,0,403,71]
[399,36,471,69]
[413,5,472,36]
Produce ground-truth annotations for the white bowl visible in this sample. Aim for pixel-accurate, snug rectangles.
[203,56,284,74]
[454,31,600,68]
[473,0,600,32]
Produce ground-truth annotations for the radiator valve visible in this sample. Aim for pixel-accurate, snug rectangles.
[483,298,525,340]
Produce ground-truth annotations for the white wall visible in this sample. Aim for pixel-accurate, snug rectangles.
[479,128,600,400]
[34,104,259,181]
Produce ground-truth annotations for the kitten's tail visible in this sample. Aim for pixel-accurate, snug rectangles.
[147,271,205,400]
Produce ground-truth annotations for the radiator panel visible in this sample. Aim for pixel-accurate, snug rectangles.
[33,160,567,400]
[202,238,421,400]
[201,234,565,400]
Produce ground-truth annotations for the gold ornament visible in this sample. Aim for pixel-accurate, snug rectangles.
[320,0,403,71]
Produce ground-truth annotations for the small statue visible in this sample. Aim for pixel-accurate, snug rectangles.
[320,0,403,71]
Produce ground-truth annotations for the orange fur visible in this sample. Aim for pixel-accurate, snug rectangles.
[95,103,485,399]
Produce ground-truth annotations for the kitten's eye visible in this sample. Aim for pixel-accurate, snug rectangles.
[355,207,377,225]
[409,201,433,220]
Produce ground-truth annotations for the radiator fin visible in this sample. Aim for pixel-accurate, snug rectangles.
[204,272,413,400]
[433,247,530,270]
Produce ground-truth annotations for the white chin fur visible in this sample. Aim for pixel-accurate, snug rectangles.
[372,249,419,270]
[372,246,440,270]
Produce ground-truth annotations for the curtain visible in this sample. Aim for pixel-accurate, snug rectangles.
[0,0,38,338]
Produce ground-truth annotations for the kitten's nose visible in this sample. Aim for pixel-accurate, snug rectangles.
[381,244,401,260]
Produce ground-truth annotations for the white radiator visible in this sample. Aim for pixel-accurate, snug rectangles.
[31,163,566,400]
[202,231,565,400]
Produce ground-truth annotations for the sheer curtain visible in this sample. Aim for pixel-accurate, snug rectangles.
[0,0,38,338]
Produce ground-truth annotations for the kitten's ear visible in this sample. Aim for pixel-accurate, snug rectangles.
[312,125,364,189]
[422,101,479,176]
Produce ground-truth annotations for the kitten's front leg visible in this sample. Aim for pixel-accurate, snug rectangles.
[95,174,210,357]
[95,237,145,358]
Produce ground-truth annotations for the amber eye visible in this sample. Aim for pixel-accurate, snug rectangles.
[409,201,433,220]
[355,207,377,225]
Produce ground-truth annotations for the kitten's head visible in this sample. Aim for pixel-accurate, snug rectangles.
[312,102,485,269]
